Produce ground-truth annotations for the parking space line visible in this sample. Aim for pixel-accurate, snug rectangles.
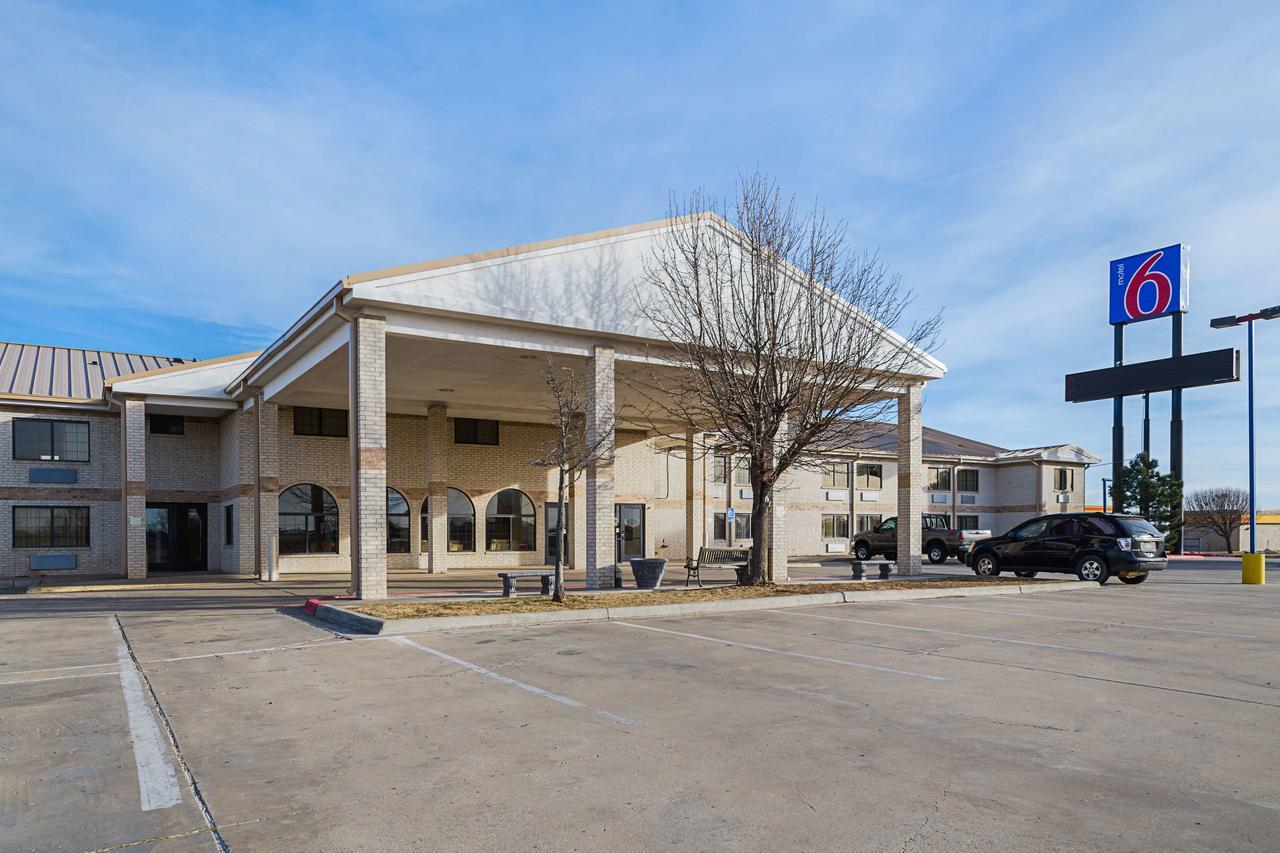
[766,610,1124,656]
[612,621,945,681]
[0,669,122,687]
[901,601,1257,639]
[108,618,183,812]
[390,636,641,728]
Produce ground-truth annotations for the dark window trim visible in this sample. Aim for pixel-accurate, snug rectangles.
[446,487,477,552]
[957,468,980,492]
[12,418,92,462]
[387,486,411,554]
[224,504,234,546]
[12,505,91,548]
[277,483,340,555]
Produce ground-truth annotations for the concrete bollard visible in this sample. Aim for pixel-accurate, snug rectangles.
[1242,553,1265,585]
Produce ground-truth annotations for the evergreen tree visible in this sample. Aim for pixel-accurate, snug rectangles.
[1113,454,1184,548]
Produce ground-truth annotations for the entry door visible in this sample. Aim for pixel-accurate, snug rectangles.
[615,504,644,563]
[145,503,208,572]
[545,503,569,565]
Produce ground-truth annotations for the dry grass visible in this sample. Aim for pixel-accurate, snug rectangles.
[352,576,1061,620]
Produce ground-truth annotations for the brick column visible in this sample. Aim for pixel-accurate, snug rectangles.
[896,383,924,575]
[119,397,147,579]
[585,345,616,590]
[253,395,279,579]
[684,430,697,570]
[426,403,448,574]
[349,315,388,599]
[766,416,789,582]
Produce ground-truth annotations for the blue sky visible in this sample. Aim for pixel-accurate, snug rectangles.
[2,1,1278,506]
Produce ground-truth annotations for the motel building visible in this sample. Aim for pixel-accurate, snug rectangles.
[0,219,1095,597]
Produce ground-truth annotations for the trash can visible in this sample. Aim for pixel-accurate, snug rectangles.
[629,558,667,590]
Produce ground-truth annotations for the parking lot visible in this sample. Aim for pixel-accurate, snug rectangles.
[2,560,1277,852]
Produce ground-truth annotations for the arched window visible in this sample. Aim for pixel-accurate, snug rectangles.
[387,487,410,553]
[447,488,475,552]
[278,484,338,555]
[486,489,536,552]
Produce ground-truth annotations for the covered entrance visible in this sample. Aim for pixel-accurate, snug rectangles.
[615,503,644,563]
[145,503,208,572]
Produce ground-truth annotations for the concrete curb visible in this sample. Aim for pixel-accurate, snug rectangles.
[314,580,1097,635]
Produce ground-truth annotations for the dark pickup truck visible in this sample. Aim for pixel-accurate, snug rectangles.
[852,513,993,564]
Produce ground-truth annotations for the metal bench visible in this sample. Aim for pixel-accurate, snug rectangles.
[687,547,752,587]
[848,559,895,581]
[497,571,554,598]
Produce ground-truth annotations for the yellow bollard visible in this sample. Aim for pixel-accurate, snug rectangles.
[1242,553,1265,585]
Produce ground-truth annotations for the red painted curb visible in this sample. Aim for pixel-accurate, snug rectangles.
[303,598,321,615]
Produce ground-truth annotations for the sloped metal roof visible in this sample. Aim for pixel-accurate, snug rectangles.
[0,341,193,402]
[814,420,1009,459]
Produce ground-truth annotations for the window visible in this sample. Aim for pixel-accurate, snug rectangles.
[387,487,410,553]
[447,488,476,552]
[734,513,752,540]
[1048,518,1082,537]
[278,484,339,554]
[857,514,883,533]
[956,514,981,531]
[149,414,184,435]
[293,407,347,437]
[419,498,431,552]
[821,461,849,489]
[856,463,882,489]
[711,454,729,484]
[733,457,751,487]
[1010,518,1050,540]
[224,504,234,546]
[957,469,979,492]
[821,513,850,539]
[454,418,499,445]
[486,489,535,552]
[713,513,728,541]
[928,466,951,491]
[13,419,90,462]
[13,506,89,548]
[1055,467,1075,491]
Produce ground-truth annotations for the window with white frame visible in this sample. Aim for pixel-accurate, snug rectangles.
[821,461,849,489]
[821,513,849,539]
[856,463,882,489]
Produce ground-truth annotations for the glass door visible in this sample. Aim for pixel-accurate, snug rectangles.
[146,507,170,573]
[145,503,208,571]
[545,503,569,565]
[615,504,644,563]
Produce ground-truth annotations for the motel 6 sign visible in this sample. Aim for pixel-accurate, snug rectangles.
[1109,243,1190,325]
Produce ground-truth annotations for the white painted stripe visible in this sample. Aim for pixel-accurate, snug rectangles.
[903,601,1257,639]
[144,638,355,665]
[612,621,945,681]
[108,619,182,811]
[766,610,1122,656]
[390,636,640,727]
[0,669,121,687]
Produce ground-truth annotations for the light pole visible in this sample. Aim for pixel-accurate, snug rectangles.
[1211,304,1279,583]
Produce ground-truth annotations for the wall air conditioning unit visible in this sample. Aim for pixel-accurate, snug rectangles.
[930,493,949,504]
[1056,493,1071,504]
[826,489,849,501]
[738,488,753,500]
[860,491,879,502]
[825,542,846,553]
[960,494,976,505]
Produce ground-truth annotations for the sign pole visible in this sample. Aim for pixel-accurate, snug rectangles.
[1142,393,1151,459]
[1111,326,1124,510]
[1171,312,1184,552]
[1247,318,1256,554]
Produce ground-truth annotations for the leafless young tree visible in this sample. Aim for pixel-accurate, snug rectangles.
[633,172,941,584]
[532,360,616,601]
[1186,487,1250,550]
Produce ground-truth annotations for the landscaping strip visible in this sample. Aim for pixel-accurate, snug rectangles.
[312,579,1096,635]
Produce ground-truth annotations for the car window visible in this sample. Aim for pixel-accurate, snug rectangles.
[1047,518,1080,537]
[1116,517,1161,537]
[879,518,896,532]
[1011,519,1049,540]
[1083,517,1116,536]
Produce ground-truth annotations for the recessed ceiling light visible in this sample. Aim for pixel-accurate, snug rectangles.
[437,388,454,393]
[518,354,537,360]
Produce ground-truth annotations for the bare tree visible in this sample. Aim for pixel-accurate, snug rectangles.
[633,172,941,584]
[531,360,616,601]
[1186,487,1250,550]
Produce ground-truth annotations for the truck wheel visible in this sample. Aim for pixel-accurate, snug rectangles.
[973,553,1000,576]
[1014,570,1038,579]
[1075,555,1110,584]
[854,542,872,561]
[1119,572,1149,585]
[926,542,947,564]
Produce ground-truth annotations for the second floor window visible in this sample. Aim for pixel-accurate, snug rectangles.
[13,419,90,462]
[1055,467,1075,491]
[293,407,348,437]
[957,469,979,492]
[821,461,849,489]
[711,455,729,484]
[454,418,499,445]
[149,414,184,435]
[856,463,882,490]
[733,458,751,487]
[928,466,951,491]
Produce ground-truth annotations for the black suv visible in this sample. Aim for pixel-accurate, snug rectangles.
[965,513,1167,584]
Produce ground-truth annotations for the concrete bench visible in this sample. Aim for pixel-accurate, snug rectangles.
[848,559,895,581]
[687,547,752,587]
[497,571,554,598]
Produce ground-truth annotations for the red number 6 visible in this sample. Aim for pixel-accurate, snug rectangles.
[1124,252,1172,318]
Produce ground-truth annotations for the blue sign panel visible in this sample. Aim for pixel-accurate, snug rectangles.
[726,507,736,523]
[1109,244,1189,325]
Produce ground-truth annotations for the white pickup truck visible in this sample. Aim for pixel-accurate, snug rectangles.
[852,513,993,564]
